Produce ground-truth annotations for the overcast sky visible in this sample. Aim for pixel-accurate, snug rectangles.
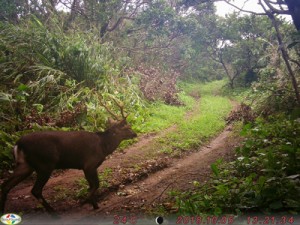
[214,0,292,21]
[215,0,263,16]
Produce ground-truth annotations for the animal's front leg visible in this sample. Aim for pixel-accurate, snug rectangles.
[83,168,100,209]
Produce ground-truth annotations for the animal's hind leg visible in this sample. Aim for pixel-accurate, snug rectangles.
[31,170,54,213]
[1,163,33,213]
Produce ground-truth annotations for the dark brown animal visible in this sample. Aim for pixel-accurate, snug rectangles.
[0,119,136,213]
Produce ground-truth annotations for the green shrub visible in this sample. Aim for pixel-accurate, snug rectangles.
[173,116,300,215]
[0,17,144,170]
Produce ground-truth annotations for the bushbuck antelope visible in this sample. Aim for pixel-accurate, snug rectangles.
[0,100,137,213]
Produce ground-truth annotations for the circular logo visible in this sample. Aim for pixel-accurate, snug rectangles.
[1,214,22,225]
[156,216,164,224]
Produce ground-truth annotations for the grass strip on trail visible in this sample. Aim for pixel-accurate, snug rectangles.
[156,80,233,154]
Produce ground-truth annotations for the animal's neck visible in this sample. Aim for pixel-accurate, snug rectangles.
[101,131,123,156]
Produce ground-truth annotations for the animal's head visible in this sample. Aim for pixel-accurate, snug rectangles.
[100,96,137,140]
[107,118,137,140]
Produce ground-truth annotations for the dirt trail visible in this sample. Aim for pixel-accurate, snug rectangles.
[2,99,241,222]
[93,124,238,216]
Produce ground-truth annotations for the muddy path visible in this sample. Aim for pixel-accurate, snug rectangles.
[2,99,241,224]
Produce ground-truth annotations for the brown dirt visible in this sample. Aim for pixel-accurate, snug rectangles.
[1,100,242,223]
[93,124,240,215]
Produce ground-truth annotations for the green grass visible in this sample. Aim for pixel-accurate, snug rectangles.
[161,80,233,153]
[178,79,228,97]
[131,80,233,155]
[136,92,195,133]
[170,95,232,150]
[218,79,252,103]
[128,80,233,155]
[222,87,251,102]
[139,103,186,133]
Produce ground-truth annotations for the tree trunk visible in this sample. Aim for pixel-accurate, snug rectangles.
[64,0,79,30]
[285,0,300,31]
[267,11,300,105]
[219,52,234,89]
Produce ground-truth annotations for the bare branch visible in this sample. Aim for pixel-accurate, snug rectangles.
[58,0,89,20]
[119,32,182,53]
[289,58,300,69]
[106,1,150,32]
[262,0,290,14]
[222,0,267,15]
[222,0,289,15]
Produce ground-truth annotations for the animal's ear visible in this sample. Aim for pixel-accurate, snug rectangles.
[107,118,116,127]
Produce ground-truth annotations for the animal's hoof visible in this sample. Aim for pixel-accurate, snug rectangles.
[92,203,99,210]
[80,198,99,209]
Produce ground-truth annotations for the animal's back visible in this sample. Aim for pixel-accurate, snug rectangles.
[16,131,102,170]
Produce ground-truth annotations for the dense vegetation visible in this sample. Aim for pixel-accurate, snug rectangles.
[0,0,299,216]
[173,116,300,214]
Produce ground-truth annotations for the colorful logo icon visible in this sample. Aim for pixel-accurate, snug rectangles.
[1,214,22,225]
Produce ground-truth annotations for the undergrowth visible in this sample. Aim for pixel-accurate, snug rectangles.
[221,86,251,103]
[172,115,300,215]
